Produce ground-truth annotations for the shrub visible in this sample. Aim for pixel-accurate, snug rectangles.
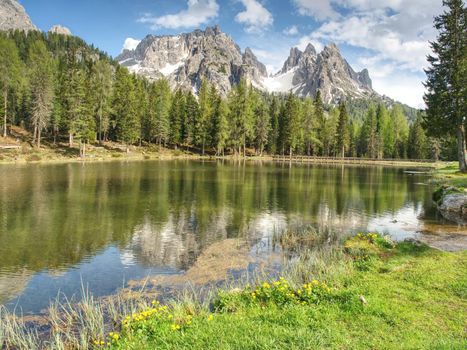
[26,154,41,162]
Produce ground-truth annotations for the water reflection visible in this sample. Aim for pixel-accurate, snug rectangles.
[0,161,453,313]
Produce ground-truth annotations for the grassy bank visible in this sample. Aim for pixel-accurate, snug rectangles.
[0,232,465,349]
[100,234,466,350]
[432,163,467,189]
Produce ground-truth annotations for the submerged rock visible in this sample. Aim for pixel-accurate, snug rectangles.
[434,186,467,224]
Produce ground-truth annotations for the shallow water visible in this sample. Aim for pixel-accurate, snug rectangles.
[0,160,462,314]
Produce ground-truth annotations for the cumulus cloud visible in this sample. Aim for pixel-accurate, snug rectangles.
[235,0,273,33]
[122,38,141,52]
[139,0,219,29]
[283,25,299,36]
[292,0,339,20]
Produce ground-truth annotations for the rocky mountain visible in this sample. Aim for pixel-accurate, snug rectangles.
[116,26,268,96]
[263,43,376,104]
[0,0,36,32]
[49,24,72,36]
[117,26,379,104]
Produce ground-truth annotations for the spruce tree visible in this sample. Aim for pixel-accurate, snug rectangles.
[169,89,186,148]
[424,0,467,171]
[314,90,325,155]
[267,96,280,155]
[184,91,200,148]
[336,102,349,158]
[253,93,270,156]
[302,97,320,156]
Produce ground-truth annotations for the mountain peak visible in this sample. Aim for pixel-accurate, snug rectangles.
[304,43,316,55]
[117,26,375,104]
[116,26,266,96]
[49,25,72,36]
[0,0,37,32]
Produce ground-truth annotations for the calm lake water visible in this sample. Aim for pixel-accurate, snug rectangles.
[0,161,456,314]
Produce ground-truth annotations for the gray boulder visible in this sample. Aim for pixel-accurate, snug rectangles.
[434,186,467,224]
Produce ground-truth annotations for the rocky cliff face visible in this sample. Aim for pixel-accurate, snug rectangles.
[0,0,36,32]
[263,43,375,104]
[116,26,267,95]
[118,26,377,103]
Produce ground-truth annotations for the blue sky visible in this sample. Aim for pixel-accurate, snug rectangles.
[20,0,445,108]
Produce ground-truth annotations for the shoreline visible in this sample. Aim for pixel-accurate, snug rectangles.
[0,148,444,169]
[1,233,464,349]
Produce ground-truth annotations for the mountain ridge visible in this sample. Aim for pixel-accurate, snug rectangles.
[117,26,379,105]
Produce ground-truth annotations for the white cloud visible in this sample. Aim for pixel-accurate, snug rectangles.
[283,25,299,36]
[235,0,273,33]
[293,0,340,20]
[122,38,141,52]
[374,73,426,108]
[296,36,324,53]
[139,0,219,29]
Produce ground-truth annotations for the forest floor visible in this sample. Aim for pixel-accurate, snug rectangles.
[0,126,449,167]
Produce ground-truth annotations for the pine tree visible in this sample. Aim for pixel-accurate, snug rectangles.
[336,102,349,158]
[0,37,22,137]
[28,40,55,148]
[152,79,171,146]
[424,0,467,171]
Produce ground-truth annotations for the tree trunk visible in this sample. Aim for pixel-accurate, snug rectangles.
[37,128,41,148]
[457,124,467,172]
[32,125,37,145]
[3,89,7,138]
[69,133,73,147]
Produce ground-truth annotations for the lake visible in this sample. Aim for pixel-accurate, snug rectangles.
[0,160,459,314]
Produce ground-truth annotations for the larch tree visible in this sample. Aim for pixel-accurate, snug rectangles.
[28,40,55,148]
[0,37,22,137]
[91,60,113,143]
[424,0,467,171]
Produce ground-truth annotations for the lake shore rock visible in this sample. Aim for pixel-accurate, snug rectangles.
[433,186,467,224]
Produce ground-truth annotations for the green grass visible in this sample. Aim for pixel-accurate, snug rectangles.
[103,234,467,350]
[434,163,467,189]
